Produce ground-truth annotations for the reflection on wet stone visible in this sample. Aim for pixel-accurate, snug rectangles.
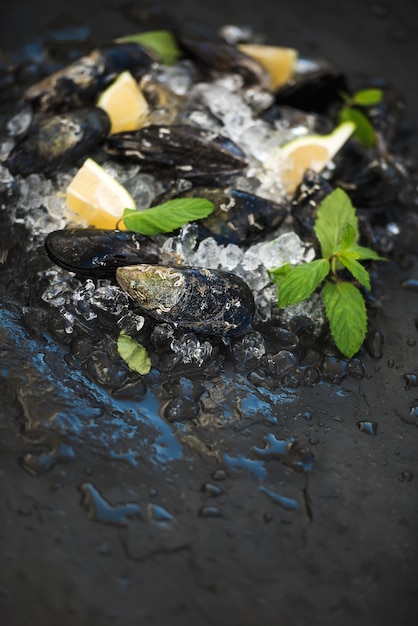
[357,420,378,436]
[20,442,75,476]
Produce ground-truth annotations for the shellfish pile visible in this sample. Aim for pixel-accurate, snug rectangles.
[0,17,416,373]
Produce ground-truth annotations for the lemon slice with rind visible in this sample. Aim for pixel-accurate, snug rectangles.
[238,43,297,91]
[279,121,355,195]
[97,70,149,135]
[66,158,136,229]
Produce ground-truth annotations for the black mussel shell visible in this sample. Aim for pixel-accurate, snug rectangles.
[275,57,347,114]
[103,124,248,181]
[116,264,255,336]
[5,107,110,177]
[331,141,403,207]
[45,229,162,277]
[177,37,270,89]
[179,187,289,245]
[24,43,157,112]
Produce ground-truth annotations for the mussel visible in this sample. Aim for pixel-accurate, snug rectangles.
[24,42,158,112]
[116,264,255,336]
[104,124,248,180]
[45,229,161,277]
[275,56,347,114]
[5,107,110,176]
[173,186,289,245]
[177,37,270,89]
[331,141,404,207]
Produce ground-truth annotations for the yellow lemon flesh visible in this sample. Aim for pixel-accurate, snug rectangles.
[66,158,136,229]
[279,121,355,195]
[97,70,149,135]
[238,43,297,91]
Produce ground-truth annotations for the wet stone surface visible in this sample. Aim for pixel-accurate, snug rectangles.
[1,1,418,626]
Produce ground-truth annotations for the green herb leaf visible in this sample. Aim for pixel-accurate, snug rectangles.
[269,263,291,287]
[123,198,215,235]
[338,107,376,146]
[322,281,367,358]
[338,254,371,290]
[314,188,358,258]
[340,223,357,250]
[117,331,151,375]
[278,259,330,307]
[117,30,181,65]
[352,88,383,106]
[348,245,385,261]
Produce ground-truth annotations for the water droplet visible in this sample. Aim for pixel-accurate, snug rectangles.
[211,469,228,481]
[404,374,417,390]
[17,506,31,516]
[399,472,413,482]
[387,359,395,368]
[259,487,301,512]
[199,506,222,518]
[224,454,267,479]
[201,482,224,497]
[365,331,383,359]
[20,442,75,476]
[263,512,273,523]
[147,503,174,522]
[407,338,416,347]
[308,438,320,446]
[79,482,140,526]
[97,542,111,556]
[401,278,418,292]
[252,434,314,472]
[357,420,378,435]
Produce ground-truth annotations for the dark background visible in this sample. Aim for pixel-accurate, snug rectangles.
[1,2,418,626]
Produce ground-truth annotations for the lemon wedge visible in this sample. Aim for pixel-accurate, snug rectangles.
[238,43,297,91]
[66,158,136,229]
[97,70,149,135]
[279,121,355,195]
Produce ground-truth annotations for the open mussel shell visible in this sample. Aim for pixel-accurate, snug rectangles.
[24,42,158,112]
[45,229,162,277]
[116,264,255,336]
[5,107,110,177]
[103,124,248,181]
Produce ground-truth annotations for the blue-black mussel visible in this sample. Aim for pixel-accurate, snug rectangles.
[116,264,255,336]
[5,107,110,177]
[167,186,289,245]
[24,42,157,112]
[103,124,248,181]
[45,229,162,277]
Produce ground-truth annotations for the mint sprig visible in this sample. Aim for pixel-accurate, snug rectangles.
[122,197,215,235]
[270,188,384,358]
[117,30,181,65]
[338,88,383,147]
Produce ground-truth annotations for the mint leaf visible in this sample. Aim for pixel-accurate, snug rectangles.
[338,254,371,290]
[322,281,367,358]
[339,107,376,146]
[117,30,181,65]
[348,245,385,261]
[352,88,383,106]
[269,263,291,287]
[340,223,357,250]
[278,259,330,307]
[314,188,358,258]
[123,198,215,235]
[117,331,151,375]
